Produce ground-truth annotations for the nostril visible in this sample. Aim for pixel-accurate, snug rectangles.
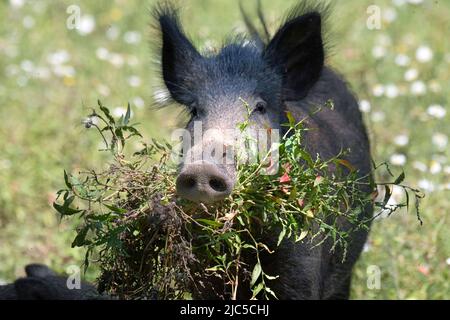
[209,177,227,192]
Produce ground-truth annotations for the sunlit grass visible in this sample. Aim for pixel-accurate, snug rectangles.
[0,0,448,299]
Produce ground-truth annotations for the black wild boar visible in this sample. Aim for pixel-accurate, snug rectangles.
[0,264,105,300]
[154,1,373,300]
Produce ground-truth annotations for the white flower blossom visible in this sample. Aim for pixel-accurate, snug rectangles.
[127,75,141,87]
[124,31,142,44]
[106,25,120,40]
[418,179,434,193]
[413,161,427,172]
[9,0,25,8]
[390,153,407,166]
[427,104,446,119]
[395,54,410,66]
[404,68,418,81]
[132,96,145,109]
[113,107,133,118]
[109,53,124,67]
[383,7,397,22]
[47,50,70,65]
[372,84,384,97]
[359,100,371,113]
[96,47,110,60]
[410,81,426,95]
[394,134,409,146]
[77,15,96,35]
[429,161,442,175]
[371,111,385,122]
[372,46,387,59]
[432,133,448,150]
[416,45,433,63]
[385,84,399,98]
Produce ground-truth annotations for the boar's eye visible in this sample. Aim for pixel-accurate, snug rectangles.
[254,101,267,114]
[191,107,198,117]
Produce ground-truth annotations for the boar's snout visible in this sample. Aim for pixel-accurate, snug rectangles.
[176,160,233,203]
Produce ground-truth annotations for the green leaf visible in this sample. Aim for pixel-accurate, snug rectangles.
[104,204,127,214]
[298,149,314,167]
[394,171,405,185]
[53,196,82,216]
[122,126,143,138]
[277,227,286,246]
[72,226,90,248]
[383,185,392,206]
[285,111,296,127]
[251,282,264,298]
[196,218,223,228]
[63,170,72,189]
[98,100,115,124]
[250,262,262,287]
[124,103,131,125]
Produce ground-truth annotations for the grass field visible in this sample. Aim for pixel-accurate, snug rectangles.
[0,0,449,299]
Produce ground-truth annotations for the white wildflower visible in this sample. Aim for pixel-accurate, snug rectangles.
[404,68,418,81]
[123,31,141,44]
[9,0,25,8]
[394,134,409,146]
[427,104,446,119]
[47,50,70,65]
[113,107,133,118]
[432,133,448,150]
[96,47,110,60]
[413,161,427,172]
[383,7,397,22]
[385,84,399,98]
[416,45,433,63]
[390,153,407,166]
[418,179,434,193]
[372,46,387,59]
[359,100,371,113]
[429,161,442,175]
[127,75,141,87]
[109,53,124,67]
[371,111,385,122]
[106,25,120,40]
[77,15,96,35]
[410,81,426,95]
[372,84,384,97]
[20,60,34,73]
[132,96,145,109]
[395,54,410,66]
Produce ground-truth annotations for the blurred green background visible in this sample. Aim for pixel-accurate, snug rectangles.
[0,0,449,299]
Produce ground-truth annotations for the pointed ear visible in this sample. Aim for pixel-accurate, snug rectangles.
[264,12,324,100]
[155,6,201,106]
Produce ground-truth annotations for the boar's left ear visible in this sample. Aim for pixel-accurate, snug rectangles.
[264,12,324,100]
[154,5,202,106]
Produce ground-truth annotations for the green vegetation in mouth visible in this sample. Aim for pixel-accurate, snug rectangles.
[53,101,422,299]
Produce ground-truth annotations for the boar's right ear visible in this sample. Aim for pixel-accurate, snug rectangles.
[264,11,324,100]
[154,5,202,106]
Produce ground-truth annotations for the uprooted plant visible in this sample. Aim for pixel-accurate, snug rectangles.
[53,100,424,299]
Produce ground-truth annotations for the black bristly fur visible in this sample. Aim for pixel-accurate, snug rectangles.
[153,1,372,300]
[153,4,202,107]
[153,1,331,108]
